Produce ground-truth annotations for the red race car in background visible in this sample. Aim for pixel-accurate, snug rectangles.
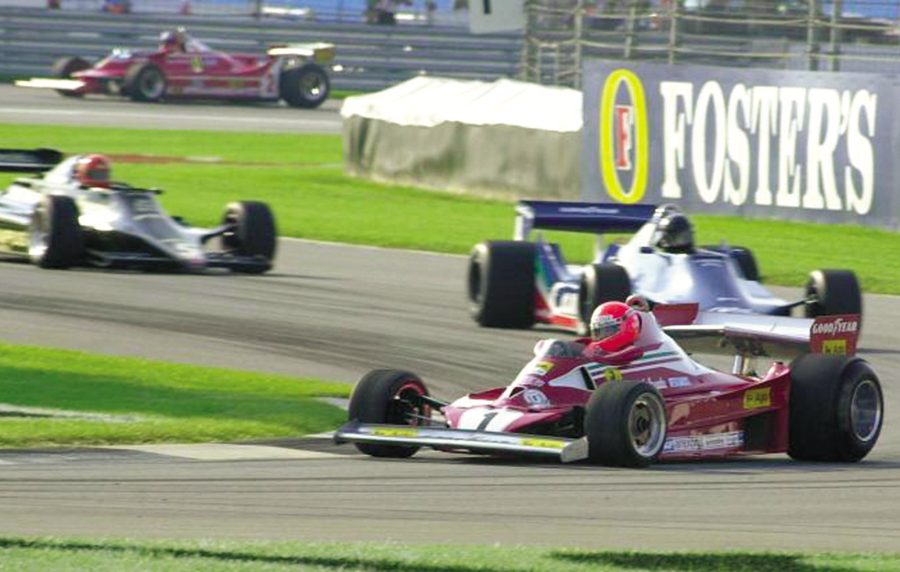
[16,28,334,109]
[336,299,883,467]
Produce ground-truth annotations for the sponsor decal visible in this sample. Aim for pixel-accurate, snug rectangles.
[522,389,551,407]
[604,368,624,382]
[822,339,848,355]
[531,361,555,376]
[642,376,692,389]
[372,428,418,438]
[743,387,772,409]
[810,317,859,335]
[190,56,204,73]
[521,438,567,449]
[658,79,878,215]
[663,430,744,453]
[668,376,691,388]
[599,69,649,204]
[558,206,622,215]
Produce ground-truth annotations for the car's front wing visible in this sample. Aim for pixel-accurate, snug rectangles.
[334,421,589,463]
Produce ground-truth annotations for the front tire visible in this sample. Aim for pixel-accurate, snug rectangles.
[804,269,862,318]
[348,369,430,458]
[123,63,167,102]
[29,195,84,269]
[788,354,883,462]
[584,380,667,467]
[468,241,536,329]
[51,56,90,98]
[279,63,330,108]
[221,201,277,274]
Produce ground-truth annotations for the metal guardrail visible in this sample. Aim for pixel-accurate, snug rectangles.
[0,7,520,91]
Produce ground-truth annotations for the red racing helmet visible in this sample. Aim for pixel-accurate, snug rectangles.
[74,154,112,188]
[590,301,642,352]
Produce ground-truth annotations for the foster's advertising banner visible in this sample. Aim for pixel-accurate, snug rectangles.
[581,60,899,229]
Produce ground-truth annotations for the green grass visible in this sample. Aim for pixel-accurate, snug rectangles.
[0,343,349,448]
[0,538,896,571]
[1,123,899,294]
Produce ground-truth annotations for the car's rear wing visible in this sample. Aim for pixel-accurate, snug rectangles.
[514,200,657,240]
[267,42,335,63]
[655,304,861,362]
[334,421,589,463]
[0,148,63,173]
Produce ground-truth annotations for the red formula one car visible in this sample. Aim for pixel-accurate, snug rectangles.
[335,301,882,467]
[16,28,334,108]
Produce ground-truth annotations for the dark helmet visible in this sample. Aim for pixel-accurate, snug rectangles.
[657,213,694,253]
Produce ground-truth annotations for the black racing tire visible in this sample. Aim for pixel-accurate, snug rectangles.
[221,201,277,274]
[701,244,759,281]
[467,241,536,329]
[123,63,167,102]
[28,195,84,269]
[584,380,667,467]
[52,56,91,97]
[804,269,862,318]
[348,369,430,458]
[788,354,883,462]
[279,63,330,109]
[578,263,631,331]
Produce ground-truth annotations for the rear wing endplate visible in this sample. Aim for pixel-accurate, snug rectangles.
[0,148,63,173]
[334,421,589,463]
[514,200,657,240]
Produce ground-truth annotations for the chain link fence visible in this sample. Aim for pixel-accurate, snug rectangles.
[522,0,900,87]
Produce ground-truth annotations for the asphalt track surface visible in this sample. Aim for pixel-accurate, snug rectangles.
[0,84,343,133]
[1,239,899,552]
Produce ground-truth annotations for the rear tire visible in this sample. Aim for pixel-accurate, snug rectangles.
[279,63,330,108]
[788,354,882,462]
[804,270,862,318]
[701,244,759,281]
[584,380,667,467]
[578,263,631,331]
[348,369,430,458]
[221,201,277,274]
[467,241,536,329]
[51,56,90,98]
[28,195,84,269]
[123,63,167,102]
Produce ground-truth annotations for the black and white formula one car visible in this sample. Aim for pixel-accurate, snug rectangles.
[0,149,276,273]
[468,201,862,332]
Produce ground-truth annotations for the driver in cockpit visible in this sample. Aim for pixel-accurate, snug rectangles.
[655,211,695,254]
[73,154,112,189]
[536,295,652,365]
[159,27,188,53]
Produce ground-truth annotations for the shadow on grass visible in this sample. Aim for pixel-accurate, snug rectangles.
[0,538,481,572]
[552,551,855,572]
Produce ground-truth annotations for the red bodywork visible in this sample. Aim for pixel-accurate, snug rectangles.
[439,310,856,461]
[73,42,283,101]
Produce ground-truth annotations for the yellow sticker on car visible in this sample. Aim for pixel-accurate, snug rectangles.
[521,438,566,449]
[743,387,772,409]
[372,428,419,438]
[604,368,623,382]
[822,339,848,355]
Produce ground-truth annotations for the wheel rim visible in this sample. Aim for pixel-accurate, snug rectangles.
[140,69,165,99]
[299,71,325,100]
[627,393,666,458]
[468,259,482,304]
[388,381,430,426]
[850,379,881,443]
[28,209,48,259]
